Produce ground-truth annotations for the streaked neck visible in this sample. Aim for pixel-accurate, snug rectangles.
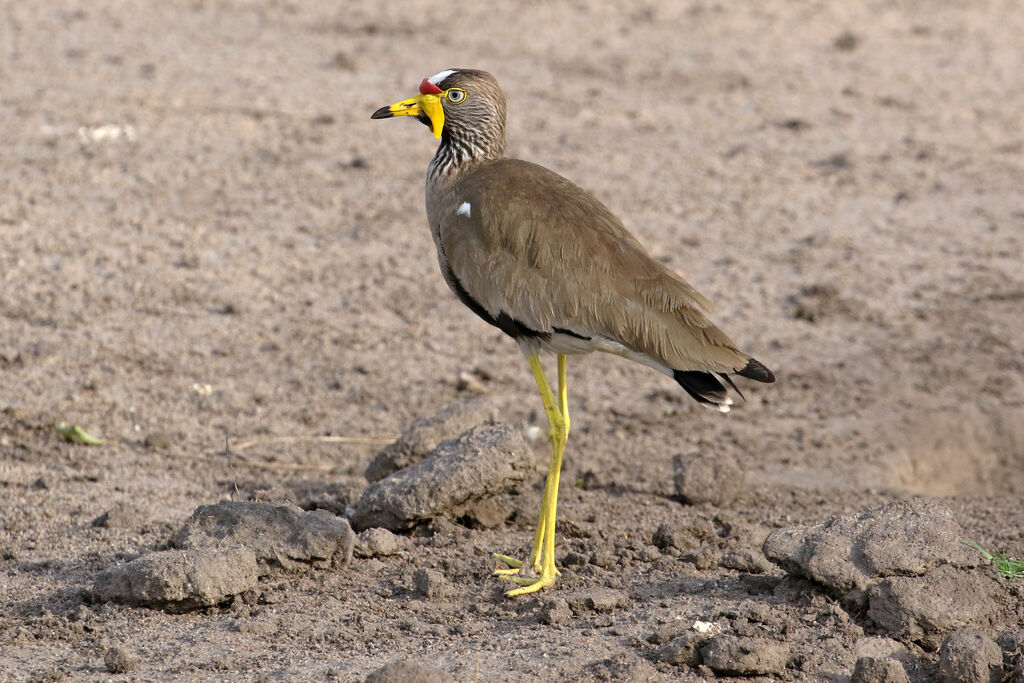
[428,124,506,186]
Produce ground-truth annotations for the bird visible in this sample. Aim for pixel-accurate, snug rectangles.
[371,68,774,597]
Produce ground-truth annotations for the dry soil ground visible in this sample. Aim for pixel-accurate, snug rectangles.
[2,0,1023,680]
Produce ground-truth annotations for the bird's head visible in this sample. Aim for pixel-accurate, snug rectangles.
[371,69,506,142]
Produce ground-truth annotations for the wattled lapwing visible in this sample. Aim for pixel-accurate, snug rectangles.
[372,69,774,596]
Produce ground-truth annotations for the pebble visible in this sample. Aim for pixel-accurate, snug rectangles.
[104,647,138,674]
[354,528,404,558]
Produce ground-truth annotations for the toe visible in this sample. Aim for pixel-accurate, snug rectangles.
[491,553,524,569]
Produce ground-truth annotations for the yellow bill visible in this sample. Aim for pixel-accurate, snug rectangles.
[371,92,445,139]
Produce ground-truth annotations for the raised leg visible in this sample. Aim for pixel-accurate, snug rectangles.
[493,353,569,596]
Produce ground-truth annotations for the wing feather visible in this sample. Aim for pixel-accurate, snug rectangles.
[432,159,750,373]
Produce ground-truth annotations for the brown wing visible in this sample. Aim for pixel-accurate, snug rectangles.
[436,159,751,373]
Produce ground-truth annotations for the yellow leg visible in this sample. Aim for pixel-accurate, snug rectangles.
[493,353,569,596]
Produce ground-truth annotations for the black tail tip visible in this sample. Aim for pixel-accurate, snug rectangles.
[736,358,775,383]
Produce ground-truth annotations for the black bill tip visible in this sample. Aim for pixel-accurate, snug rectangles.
[371,106,394,120]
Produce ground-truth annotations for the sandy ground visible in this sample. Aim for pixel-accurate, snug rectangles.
[2,0,1023,680]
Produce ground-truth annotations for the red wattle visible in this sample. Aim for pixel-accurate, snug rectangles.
[419,79,443,95]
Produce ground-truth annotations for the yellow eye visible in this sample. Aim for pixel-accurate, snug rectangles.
[446,88,467,104]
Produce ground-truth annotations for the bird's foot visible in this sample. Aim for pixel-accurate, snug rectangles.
[491,553,527,576]
[503,569,558,597]
[492,553,560,596]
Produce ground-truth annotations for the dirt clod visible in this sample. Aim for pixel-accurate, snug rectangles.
[364,660,450,683]
[653,633,704,667]
[652,517,716,552]
[720,547,773,574]
[540,597,572,625]
[91,502,146,529]
[851,656,909,683]
[673,452,746,507]
[365,399,497,482]
[584,587,629,612]
[700,635,790,676]
[583,652,659,681]
[413,568,454,600]
[938,628,1003,683]
[103,647,138,674]
[997,631,1024,678]
[763,498,982,598]
[355,528,405,558]
[563,588,629,614]
[171,501,355,571]
[93,547,258,612]
[866,565,999,650]
[351,424,533,532]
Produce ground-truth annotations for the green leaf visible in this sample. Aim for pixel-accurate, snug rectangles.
[968,539,1024,580]
[56,423,105,446]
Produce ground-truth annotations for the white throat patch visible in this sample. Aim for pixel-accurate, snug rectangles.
[456,202,472,218]
[427,69,457,86]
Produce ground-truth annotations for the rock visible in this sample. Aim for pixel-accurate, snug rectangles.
[763,498,982,599]
[364,660,450,683]
[673,452,745,507]
[93,546,258,612]
[354,528,405,558]
[170,501,354,571]
[92,502,145,529]
[866,565,998,650]
[365,399,497,481]
[851,656,910,683]
[653,634,704,667]
[104,647,138,674]
[351,424,533,532]
[701,635,789,676]
[938,628,1003,683]
[413,568,454,600]
[652,516,716,552]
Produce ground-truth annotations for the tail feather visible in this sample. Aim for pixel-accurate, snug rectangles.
[673,357,774,412]
[673,370,732,412]
[736,358,775,383]
[717,372,745,400]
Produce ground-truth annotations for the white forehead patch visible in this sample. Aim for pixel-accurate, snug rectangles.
[427,69,457,86]
[456,201,472,218]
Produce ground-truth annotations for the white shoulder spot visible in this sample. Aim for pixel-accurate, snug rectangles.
[456,201,472,218]
[427,69,457,86]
